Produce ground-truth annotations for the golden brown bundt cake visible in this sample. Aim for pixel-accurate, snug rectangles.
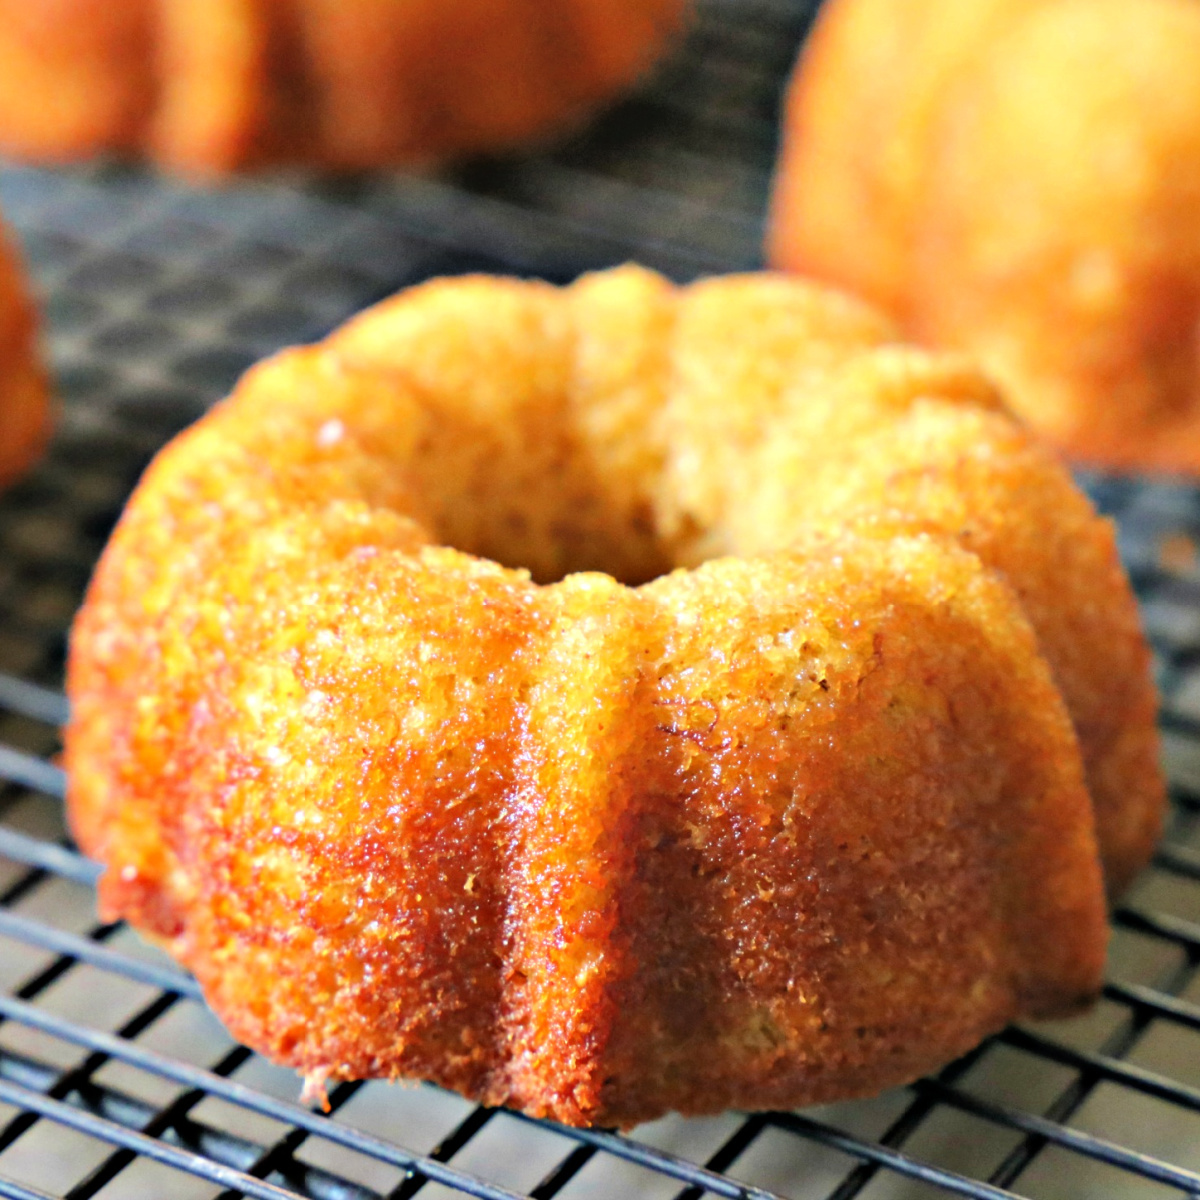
[769,0,1200,474]
[67,265,1156,1128]
[0,0,685,174]
[0,215,50,489]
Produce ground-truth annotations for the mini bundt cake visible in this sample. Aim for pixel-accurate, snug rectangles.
[66,266,1160,1128]
[0,0,685,174]
[0,214,50,489]
[769,0,1200,474]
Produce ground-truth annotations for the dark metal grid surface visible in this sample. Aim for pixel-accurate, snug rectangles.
[3,0,1200,1196]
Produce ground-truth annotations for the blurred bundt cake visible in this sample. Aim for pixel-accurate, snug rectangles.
[0,213,49,488]
[66,266,1159,1128]
[769,0,1200,474]
[0,0,685,174]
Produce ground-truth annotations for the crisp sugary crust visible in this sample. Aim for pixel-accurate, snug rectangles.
[0,0,686,174]
[769,0,1200,475]
[67,266,1149,1127]
[0,217,50,490]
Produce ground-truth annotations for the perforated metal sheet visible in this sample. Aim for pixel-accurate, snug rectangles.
[5,1,1200,1196]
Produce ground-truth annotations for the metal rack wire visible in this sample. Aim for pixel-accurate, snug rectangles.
[4,0,1200,1195]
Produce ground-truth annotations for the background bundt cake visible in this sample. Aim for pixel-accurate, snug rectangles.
[66,266,1157,1128]
[768,0,1200,475]
[0,212,50,489]
[0,0,685,174]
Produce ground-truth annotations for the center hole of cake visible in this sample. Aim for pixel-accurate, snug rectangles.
[438,491,678,586]
[409,439,681,586]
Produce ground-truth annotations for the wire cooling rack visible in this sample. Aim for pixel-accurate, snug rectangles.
[4,0,1200,1196]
